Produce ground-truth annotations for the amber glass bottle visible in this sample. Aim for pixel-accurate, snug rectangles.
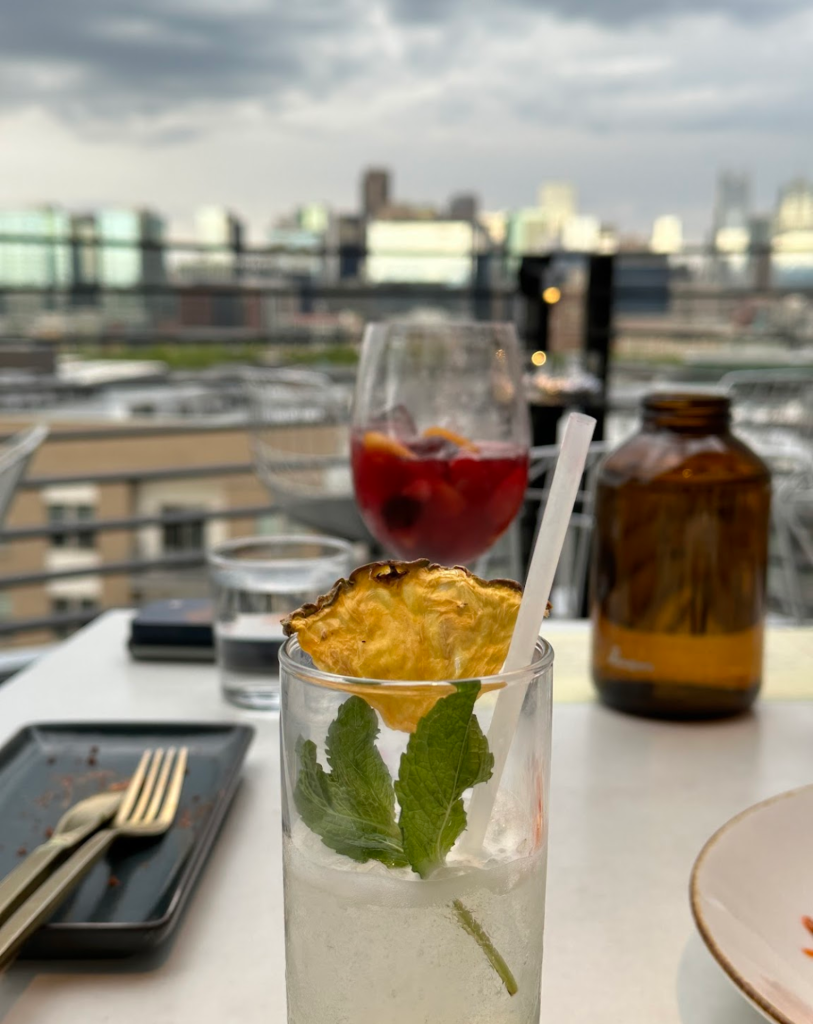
[591,393,771,719]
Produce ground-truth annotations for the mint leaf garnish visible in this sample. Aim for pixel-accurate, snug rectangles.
[395,681,494,879]
[294,689,518,996]
[293,696,408,868]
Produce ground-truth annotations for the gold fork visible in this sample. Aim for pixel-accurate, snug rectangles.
[0,746,188,971]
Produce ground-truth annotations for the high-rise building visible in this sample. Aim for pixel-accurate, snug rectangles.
[371,202,436,221]
[748,215,772,289]
[0,207,71,289]
[448,194,478,222]
[0,207,71,328]
[68,214,100,308]
[537,182,577,240]
[773,180,813,280]
[336,215,365,280]
[561,215,600,252]
[194,206,244,281]
[267,223,322,282]
[366,220,475,285]
[713,172,751,253]
[299,202,330,235]
[196,206,243,253]
[96,208,166,326]
[362,168,390,219]
[507,208,550,255]
[775,178,813,234]
[479,211,508,247]
[650,215,684,255]
[97,208,165,288]
[263,204,336,283]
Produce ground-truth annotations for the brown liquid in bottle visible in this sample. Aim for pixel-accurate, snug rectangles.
[591,394,771,719]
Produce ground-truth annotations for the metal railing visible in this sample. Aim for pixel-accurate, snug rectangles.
[18,460,255,489]
[2,229,812,348]
[0,405,361,644]
[1,235,813,657]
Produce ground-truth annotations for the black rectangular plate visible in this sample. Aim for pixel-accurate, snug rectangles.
[0,721,254,958]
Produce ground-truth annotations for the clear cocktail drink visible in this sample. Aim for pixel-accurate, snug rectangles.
[279,635,553,1024]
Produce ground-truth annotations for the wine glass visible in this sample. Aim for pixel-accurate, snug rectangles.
[351,321,530,565]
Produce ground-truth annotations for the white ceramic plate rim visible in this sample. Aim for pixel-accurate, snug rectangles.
[690,785,813,1024]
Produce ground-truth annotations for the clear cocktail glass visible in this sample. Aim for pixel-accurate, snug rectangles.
[279,635,553,1024]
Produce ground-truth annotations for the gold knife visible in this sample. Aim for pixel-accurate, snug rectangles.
[0,791,121,924]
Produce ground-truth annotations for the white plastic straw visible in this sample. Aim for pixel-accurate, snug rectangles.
[463,412,597,854]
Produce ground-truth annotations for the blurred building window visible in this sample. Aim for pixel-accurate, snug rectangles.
[52,596,98,614]
[47,503,96,549]
[51,596,99,638]
[161,505,206,553]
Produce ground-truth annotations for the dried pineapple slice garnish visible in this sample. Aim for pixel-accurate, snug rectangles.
[283,559,521,681]
[282,560,525,731]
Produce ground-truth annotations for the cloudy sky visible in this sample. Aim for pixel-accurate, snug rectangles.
[0,0,810,240]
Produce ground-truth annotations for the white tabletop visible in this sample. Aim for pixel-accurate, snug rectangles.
[0,611,809,1024]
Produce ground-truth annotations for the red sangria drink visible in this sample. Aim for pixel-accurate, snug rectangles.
[352,322,531,566]
[352,429,528,563]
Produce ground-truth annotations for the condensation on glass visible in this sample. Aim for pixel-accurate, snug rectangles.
[591,393,771,719]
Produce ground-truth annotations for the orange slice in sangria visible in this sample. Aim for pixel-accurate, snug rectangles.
[422,426,479,452]
[362,431,417,461]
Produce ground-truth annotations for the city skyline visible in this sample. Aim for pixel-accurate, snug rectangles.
[1,159,811,248]
[2,166,812,250]
[1,2,811,239]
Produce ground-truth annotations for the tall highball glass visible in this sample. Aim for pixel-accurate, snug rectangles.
[279,637,553,1024]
